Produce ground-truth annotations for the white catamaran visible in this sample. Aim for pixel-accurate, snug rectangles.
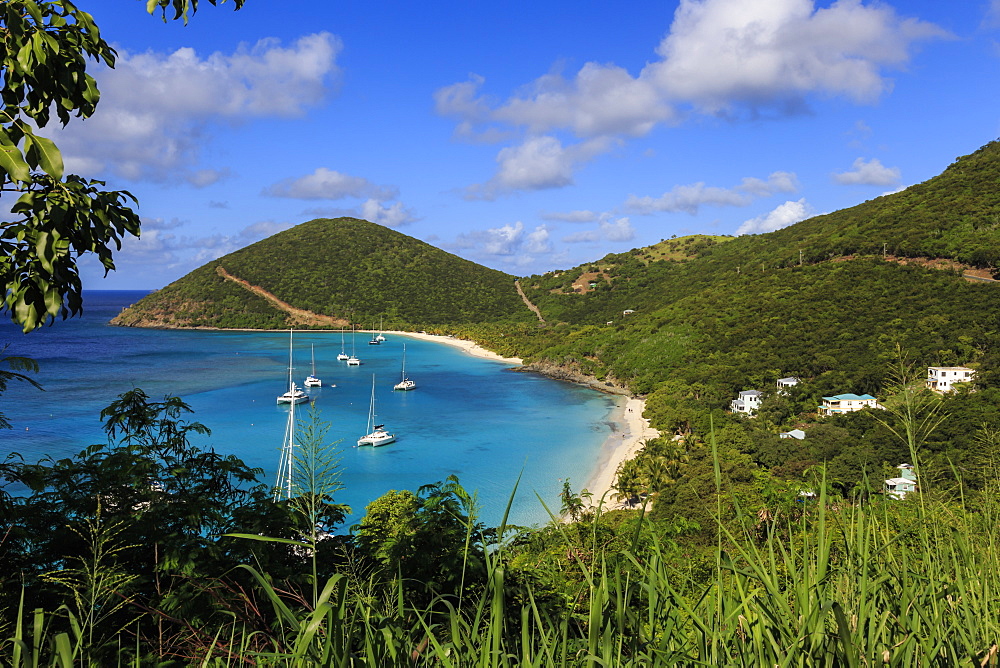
[358,374,395,447]
[304,344,323,387]
[347,325,361,366]
[337,329,349,361]
[393,343,416,391]
[277,330,309,404]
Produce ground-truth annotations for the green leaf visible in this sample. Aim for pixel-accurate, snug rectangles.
[0,135,31,183]
[24,132,64,180]
[224,532,311,548]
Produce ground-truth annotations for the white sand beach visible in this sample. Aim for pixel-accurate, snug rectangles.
[584,396,660,510]
[384,329,652,512]
[383,330,523,365]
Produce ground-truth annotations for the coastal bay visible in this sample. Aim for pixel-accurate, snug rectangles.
[2,292,635,528]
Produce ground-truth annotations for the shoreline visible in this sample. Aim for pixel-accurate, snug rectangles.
[383,330,523,365]
[584,396,660,511]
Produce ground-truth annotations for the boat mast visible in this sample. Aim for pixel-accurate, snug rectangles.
[287,329,295,392]
[276,329,297,501]
[368,374,376,432]
[274,392,296,501]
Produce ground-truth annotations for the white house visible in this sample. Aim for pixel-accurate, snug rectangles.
[730,390,764,415]
[884,464,917,500]
[776,377,799,394]
[926,366,976,393]
[818,393,878,416]
[779,429,806,440]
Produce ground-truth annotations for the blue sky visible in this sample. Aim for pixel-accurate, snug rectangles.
[62,0,1000,289]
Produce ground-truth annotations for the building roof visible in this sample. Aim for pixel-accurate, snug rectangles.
[884,477,916,486]
[928,366,974,371]
[780,429,806,439]
[823,393,876,401]
[739,390,763,397]
[777,377,799,383]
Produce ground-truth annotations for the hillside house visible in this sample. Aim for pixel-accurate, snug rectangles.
[884,464,917,500]
[926,366,976,393]
[623,309,635,315]
[818,393,878,416]
[776,377,799,394]
[779,429,806,440]
[730,390,763,415]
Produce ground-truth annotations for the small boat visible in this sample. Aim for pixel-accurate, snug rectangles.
[304,344,323,387]
[358,374,395,447]
[347,325,361,366]
[376,316,386,342]
[277,382,309,404]
[277,330,309,404]
[393,343,416,391]
[368,323,380,345]
[337,330,349,361]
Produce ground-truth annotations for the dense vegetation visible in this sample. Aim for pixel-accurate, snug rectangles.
[8,137,1000,663]
[113,218,533,329]
[4,384,1000,665]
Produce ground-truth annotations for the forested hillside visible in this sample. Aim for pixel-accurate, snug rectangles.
[113,217,532,329]
[503,140,1000,397]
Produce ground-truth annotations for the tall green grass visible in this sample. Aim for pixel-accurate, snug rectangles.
[6,492,1000,666]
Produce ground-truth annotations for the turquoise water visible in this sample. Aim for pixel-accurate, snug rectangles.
[0,291,619,527]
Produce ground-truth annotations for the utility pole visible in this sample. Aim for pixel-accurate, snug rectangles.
[799,249,803,266]
[883,242,887,258]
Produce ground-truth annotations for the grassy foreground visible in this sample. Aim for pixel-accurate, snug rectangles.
[5,471,1000,666]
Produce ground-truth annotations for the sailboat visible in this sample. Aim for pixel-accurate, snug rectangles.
[277,330,309,404]
[393,343,416,391]
[368,322,380,345]
[273,385,298,500]
[337,329,349,361]
[376,315,386,342]
[347,325,361,366]
[304,344,323,387]
[358,374,395,446]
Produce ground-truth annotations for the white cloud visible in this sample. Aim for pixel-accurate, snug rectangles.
[649,0,948,112]
[53,33,342,183]
[563,229,601,243]
[736,198,812,234]
[540,210,600,223]
[450,220,554,259]
[359,199,417,228]
[437,1,946,193]
[832,157,901,186]
[87,217,296,277]
[465,136,612,200]
[265,167,397,200]
[187,168,231,188]
[601,217,636,242]
[627,171,798,214]
[525,225,553,253]
[986,0,1000,28]
[563,216,636,244]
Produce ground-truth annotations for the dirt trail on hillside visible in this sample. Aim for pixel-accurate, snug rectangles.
[515,279,545,323]
[216,266,348,327]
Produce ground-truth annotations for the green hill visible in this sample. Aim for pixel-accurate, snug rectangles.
[486,140,1000,403]
[112,217,531,329]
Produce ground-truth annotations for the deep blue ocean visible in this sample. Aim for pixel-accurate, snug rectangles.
[0,291,619,527]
